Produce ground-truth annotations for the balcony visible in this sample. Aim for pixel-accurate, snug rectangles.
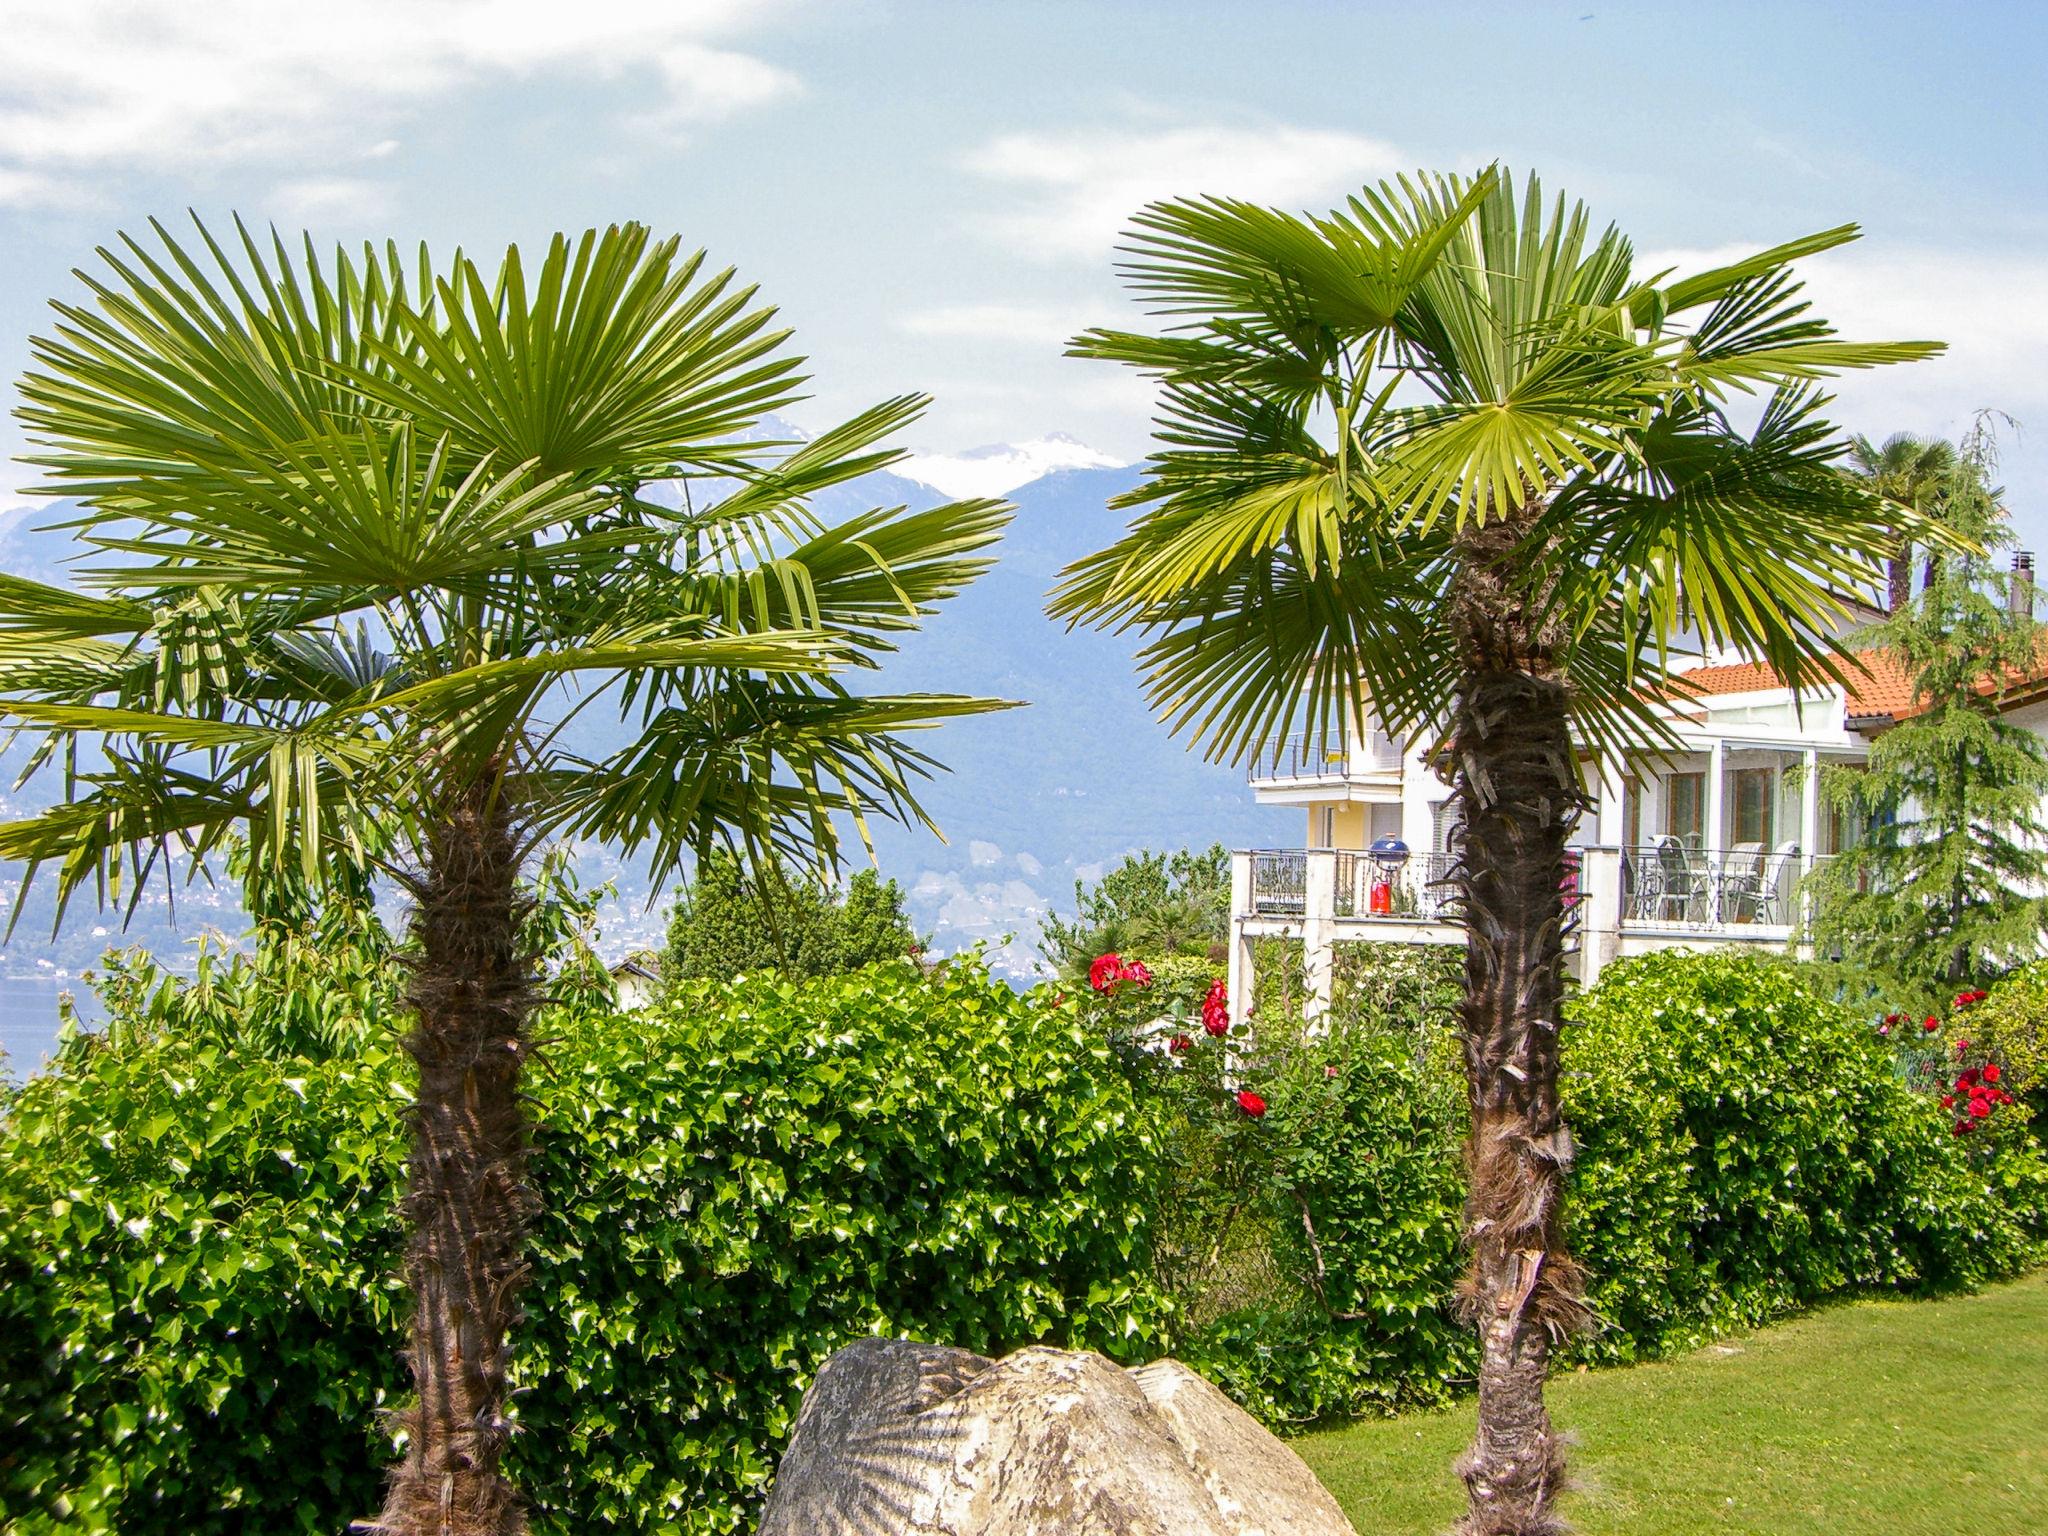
[1227,843,1831,1027]
[1620,842,1831,934]
[1247,730,1405,785]
[1246,848,1458,921]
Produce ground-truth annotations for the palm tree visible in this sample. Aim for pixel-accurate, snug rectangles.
[1846,431,1958,610]
[1050,170,1941,1535]
[0,219,1009,1536]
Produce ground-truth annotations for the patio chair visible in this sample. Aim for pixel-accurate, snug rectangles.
[1717,841,1767,923]
[1763,839,1802,926]
[1649,836,1709,923]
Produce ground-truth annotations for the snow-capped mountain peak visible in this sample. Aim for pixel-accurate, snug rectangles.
[897,433,1126,499]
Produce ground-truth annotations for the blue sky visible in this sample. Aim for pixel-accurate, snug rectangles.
[3,0,2046,526]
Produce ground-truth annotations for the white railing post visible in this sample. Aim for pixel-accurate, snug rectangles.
[1799,747,1820,936]
[1227,850,1256,1030]
[1303,847,1338,1025]
[1705,738,1727,850]
[1595,752,1627,846]
[1578,845,1624,988]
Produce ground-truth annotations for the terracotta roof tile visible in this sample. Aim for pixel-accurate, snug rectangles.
[1668,637,2048,722]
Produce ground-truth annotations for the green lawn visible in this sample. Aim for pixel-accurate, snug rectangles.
[1296,1272,2048,1536]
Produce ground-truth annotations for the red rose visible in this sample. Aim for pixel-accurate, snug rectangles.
[1954,1118,1974,1136]
[1169,1034,1192,1054]
[1089,953,1124,991]
[1998,1089,2015,1105]
[1941,1094,1956,1109]
[1958,1068,1980,1089]
[1955,1038,1971,1057]
[1924,1016,1940,1033]
[1884,1012,1902,1025]
[1122,960,1153,987]
[1984,1063,2002,1084]
[1235,1090,1267,1118]
[1200,977,1229,1033]
[1968,1098,1992,1119]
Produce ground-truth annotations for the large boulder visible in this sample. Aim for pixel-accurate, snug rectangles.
[758,1339,1358,1536]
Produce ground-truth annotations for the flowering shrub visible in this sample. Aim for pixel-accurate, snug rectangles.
[1090,947,2048,1422]
[1955,962,2048,1115]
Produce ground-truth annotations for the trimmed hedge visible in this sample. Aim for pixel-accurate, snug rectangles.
[1566,950,2048,1353]
[0,960,1161,1536]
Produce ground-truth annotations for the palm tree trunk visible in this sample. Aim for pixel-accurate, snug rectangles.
[1886,545,1913,613]
[366,772,537,1536]
[1446,516,1589,1536]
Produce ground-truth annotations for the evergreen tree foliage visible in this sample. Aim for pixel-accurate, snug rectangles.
[1039,843,1231,979]
[1813,419,2048,994]
[662,850,917,983]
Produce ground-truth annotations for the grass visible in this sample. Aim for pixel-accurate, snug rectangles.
[1296,1271,2048,1536]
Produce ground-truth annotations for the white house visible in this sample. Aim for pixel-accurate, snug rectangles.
[1224,556,2048,1023]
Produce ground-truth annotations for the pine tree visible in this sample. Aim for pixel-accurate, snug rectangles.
[1812,419,2048,997]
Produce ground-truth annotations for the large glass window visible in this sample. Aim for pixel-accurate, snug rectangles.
[1666,772,1705,847]
[1732,767,1774,847]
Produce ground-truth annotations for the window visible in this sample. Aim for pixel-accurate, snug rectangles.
[1432,799,1462,854]
[1731,767,1774,847]
[1666,772,1705,847]
[1311,806,1336,848]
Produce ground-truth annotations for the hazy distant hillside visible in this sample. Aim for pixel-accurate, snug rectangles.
[0,455,1294,1007]
[852,463,1295,970]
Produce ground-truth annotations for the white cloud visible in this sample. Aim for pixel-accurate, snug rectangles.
[0,1,800,199]
[906,869,1051,977]
[1645,240,2048,499]
[898,433,1126,499]
[963,121,1407,259]
[0,165,89,210]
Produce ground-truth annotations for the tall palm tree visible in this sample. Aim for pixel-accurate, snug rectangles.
[0,219,1009,1536]
[1051,171,1942,1536]
[1847,431,1958,610]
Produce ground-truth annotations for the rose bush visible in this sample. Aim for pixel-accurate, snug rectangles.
[1086,946,2048,1420]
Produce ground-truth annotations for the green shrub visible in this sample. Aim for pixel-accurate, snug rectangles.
[7,942,2044,1533]
[1568,949,2048,1347]
[0,960,1161,1536]
[1182,1021,1475,1422]
[661,850,918,985]
[1109,946,2048,1418]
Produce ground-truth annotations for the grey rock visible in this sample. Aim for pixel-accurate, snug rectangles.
[758,1339,1358,1536]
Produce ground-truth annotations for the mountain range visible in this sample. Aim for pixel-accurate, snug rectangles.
[0,446,1298,1031]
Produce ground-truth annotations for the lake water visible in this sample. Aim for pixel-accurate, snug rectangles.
[0,978,104,1079]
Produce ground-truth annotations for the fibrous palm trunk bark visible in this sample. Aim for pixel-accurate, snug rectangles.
[1445,516,1588,1536]
[1887,548,1913,614]
[365,772,537,1536]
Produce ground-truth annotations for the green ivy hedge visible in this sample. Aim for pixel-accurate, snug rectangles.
[1567,949,2048,1350]
[0,960,1162,1536]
